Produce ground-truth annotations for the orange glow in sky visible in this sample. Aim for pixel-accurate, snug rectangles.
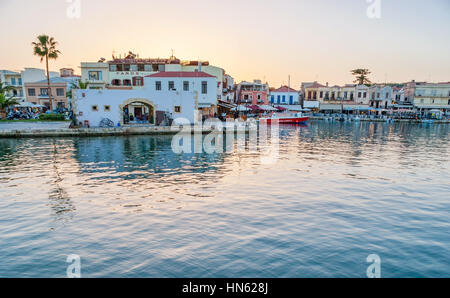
[1,0,449,87]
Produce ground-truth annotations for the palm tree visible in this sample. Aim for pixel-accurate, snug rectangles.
[32,35,61,112]
[351,69,372,85]
[66,80,90,99]
[0,81,15,96]
[0,89,18,119]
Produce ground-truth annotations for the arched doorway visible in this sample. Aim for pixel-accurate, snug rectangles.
[119,98,157,125]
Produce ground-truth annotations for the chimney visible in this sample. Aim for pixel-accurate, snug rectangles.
[198,61,202,72]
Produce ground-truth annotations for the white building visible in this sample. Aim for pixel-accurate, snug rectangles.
[73,71,218,127]
[0,70,24,102]
[270,86,300,105]
[368,85,393,109]
[80,53,234,102]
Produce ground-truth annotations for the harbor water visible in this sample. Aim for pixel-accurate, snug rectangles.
[0,122,449,277]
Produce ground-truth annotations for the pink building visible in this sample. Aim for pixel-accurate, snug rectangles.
[236,80,269,105]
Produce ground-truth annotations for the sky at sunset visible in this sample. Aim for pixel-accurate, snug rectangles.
[1,0,449,87]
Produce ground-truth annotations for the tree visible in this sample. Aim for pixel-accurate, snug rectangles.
[32,35,61,112]
[67,80,90,99]
[0,82,18,118]
[351,69,372,85]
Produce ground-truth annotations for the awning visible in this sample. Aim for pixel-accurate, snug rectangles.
[14,102,44,108]
[233,106,250,112]
[198,103,213,108]
[259,105,278,111]
[320,104,342,111]
[218,101,236,109]
[304,101,320,109]
[414,105,450,109]
[247,105,265,113]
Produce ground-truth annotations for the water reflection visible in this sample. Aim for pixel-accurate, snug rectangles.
[0,122,449,277]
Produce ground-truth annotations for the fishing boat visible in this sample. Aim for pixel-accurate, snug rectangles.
[259,112,309,124]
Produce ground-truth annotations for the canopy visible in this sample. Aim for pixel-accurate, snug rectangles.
[275,106,287,111]
[13,102,44,108]
[258,105,277,111]
[233,106,250,112]
[247,105,265,113]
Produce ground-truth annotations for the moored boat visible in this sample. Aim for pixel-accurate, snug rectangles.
[260,112,309,124]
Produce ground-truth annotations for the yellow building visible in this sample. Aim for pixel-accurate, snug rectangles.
[410,82,450,114]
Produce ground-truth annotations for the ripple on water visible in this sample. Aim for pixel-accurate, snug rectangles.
[0,122,449,277]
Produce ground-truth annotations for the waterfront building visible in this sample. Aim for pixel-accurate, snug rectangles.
[270,86,300,105]
[368,85,393,109]
[24,69,80,109]
[0,70,25,102]
[236,80,269,105]
[222,74,235,102]
[355,85,370,104]
[404,81,450,114]
[80,53,234,102]
[1,68,61,104]
[73,71,217,127]
[303,81,325,101]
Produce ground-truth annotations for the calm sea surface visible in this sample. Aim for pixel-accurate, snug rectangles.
[0,122,449,278]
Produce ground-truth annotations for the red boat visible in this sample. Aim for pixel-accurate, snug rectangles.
[259,112,310,124]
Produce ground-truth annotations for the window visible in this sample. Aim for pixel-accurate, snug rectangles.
[155,81,161,91]
[344,92,348,99]
[386,93,389,99]
[130,64,138,71]
[88,71,102,81]
[111,79,121,86]
[123,64,130,71]
[18,78,22,86]
[363,92,367,98]
[92,105,98,111]
[144,65,152,72]
[138,64,145,71]
[109,64,117,71]
[104,105,111,112]
[257,94,261,100]
[183,81,189,91]
[28,88,36,96]
[169,81,175,90]
[133,77,144,86]
[358,92,362,98]
[271,95,274,103]
[11,78,16,85]
[282,95,286,102]
[174,106,181,113]
[123,79,132,86]
[40,88,48,96]
[320,91,323,98]
[56,88,64,96]
[202,81,207,94]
